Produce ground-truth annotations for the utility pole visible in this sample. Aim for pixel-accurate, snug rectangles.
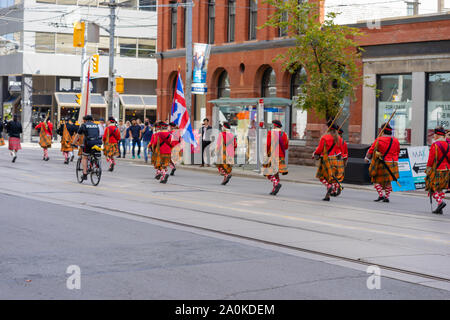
[185,0,193,118]
[80,21,87,93]
[107,0,118,120]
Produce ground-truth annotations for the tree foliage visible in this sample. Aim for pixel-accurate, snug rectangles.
[262,0,365,120]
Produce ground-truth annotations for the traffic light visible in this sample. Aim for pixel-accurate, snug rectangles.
[73,21,85,48]
[92,54,99,73]
[76,93,82,105]
[115,77,124,93]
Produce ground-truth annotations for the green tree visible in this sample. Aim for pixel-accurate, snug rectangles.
[262,0,365,120]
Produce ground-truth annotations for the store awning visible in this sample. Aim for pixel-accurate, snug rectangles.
[3,94,21,107]
[120,94,157,110]
[209,97,292,107]
[54,92,107,108]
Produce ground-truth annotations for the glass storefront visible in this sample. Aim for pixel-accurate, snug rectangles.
[377,74,412,145]
[426,72,450,145]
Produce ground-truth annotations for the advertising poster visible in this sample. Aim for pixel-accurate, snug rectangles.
[192,43,211,94]
[392,147,428,192]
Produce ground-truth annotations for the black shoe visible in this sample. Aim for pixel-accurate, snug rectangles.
[432,202,446,214]
[323,187,332,201]
[64,159,69,164]
[45,157,49,161]
[109,163,115,172]
[170,168,176,176]
[383,198,390,203]
[70,155,74,162]
[117,155,121,158]
[221,175,232,185]
[374,196,385,202]
[81,174,88,181]
[160,174,169,184]
[12,156,17,163]
[155,173,162,180]
[272,183,282,196]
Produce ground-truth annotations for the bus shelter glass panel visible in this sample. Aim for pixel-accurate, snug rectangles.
[216,104,287,166]
[426,72,450,145]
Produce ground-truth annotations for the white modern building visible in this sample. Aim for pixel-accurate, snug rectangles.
[0,0,158,141]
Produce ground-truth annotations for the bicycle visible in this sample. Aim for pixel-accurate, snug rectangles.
[76,145,102,186]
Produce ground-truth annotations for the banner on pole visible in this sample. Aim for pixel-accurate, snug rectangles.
[192,43,211,95]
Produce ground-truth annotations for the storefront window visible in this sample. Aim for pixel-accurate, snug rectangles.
[291,68,307,140]
[125,108,145,122]
[92,107,106,121]
[426,73,450,144]
[377,74,412,145]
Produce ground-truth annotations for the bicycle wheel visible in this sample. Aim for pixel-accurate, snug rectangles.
[90,157,102,186]
[76,157,84,183]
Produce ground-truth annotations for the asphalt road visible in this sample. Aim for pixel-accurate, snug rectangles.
[0,147,449,299]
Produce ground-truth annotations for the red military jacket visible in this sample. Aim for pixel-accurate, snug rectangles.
[170,129,182,147]
[151,131,173,154]
[341,140,349,160]
[216,131,237,157]
[103,125,121,144]
[314,134,343,157]
[427,140,450,170]
[35,121,53,136]
[367,136,400,162]
[267,130,289,158]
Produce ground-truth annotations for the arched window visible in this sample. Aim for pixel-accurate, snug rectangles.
[261,67,276,97]
[218,71,230,98]
[290,68,307,140]
[290,67,306,98]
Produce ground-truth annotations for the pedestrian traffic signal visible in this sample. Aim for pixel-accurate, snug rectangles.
[73,21,85,47]
[115,77,124,93]
[92,54,99,73]
[76,93,82,105]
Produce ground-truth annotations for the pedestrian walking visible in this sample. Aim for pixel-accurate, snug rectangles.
[200,118,212,167]
[262,120,289,195]
[365,123,400,203]
[0,119,5,147]
[5,115,22,163]
[313,122,345,201]
[215,122,236,185]
[57,118,75,164]
[98,118,106,138]
[150,121,174,184]
[425,127,450,214]
[117,120,126,158]
[129,119,142,159]
[141,120,153,163]
[35,118,53,161]
[103,117,121,172]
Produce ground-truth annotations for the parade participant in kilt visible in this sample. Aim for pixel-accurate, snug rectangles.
[66,118,79,162]
[215,122,237,185]
[150,121,174,184]
[150,121,161,171]
[365,123,400,203]
[313,122,345,201]
[57,118,76,164]
[262,120,289,195]
[35,118,53,161]
[103,117,121,172]
[169,122,181,176]
[5,115,22,163]
[425,127,450,214]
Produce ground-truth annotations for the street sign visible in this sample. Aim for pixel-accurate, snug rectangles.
[392,146,428,192]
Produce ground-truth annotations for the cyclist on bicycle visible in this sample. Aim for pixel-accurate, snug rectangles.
[75,115,102,181]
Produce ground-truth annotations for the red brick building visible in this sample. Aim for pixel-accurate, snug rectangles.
[157,0,450,165]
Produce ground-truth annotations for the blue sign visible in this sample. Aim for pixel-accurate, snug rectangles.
[392,147,428,192]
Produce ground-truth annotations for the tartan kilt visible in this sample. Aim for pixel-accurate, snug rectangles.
[103,142,119,158]
[425,169,450,193]
[316,157,345,183]
[154,152,171,170]
[60,139,73,152]
[217,164,232,175]
[370,160,399,188]
[8,137,21,151]
[39,134,52,149]
[263,156,288,176]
